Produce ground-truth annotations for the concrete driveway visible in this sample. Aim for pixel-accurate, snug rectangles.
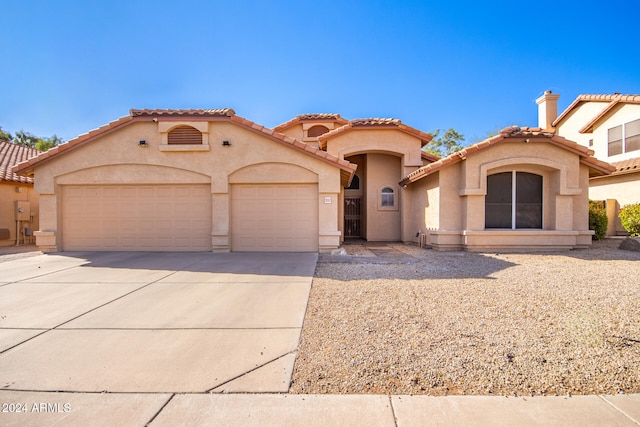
[0,251,316,394]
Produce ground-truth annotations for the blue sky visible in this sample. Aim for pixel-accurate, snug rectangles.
[1,0,639,145]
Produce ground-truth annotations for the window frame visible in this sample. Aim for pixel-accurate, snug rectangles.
[608,125,623,156]
[377,186,398,211]
[158,121,210,152]
[624,118,640,153]
[485,171,543,230]
[607,119,640,156]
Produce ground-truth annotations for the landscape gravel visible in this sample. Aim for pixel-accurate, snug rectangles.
[290,239,640,396]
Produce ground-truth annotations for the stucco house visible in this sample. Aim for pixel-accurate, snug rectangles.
[0,141,40,246]
[13,109,613,253]
[536,91,640,235]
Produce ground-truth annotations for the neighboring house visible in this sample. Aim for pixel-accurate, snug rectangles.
[0,141,40,246]
[13,109,613,253]
[537,91,640,235]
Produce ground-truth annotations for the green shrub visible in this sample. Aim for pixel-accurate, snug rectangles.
[619,203,640,236]
[589,201,608,240]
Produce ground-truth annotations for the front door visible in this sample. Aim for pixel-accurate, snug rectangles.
[344,197,361,238]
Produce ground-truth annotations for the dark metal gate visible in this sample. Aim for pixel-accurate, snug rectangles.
[344,197,361,238]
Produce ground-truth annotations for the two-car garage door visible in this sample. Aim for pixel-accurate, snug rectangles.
[62,185,211,251]
[61,183,319,252]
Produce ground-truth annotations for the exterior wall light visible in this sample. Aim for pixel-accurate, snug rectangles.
[139,140,148,147]
[222,140,231,146]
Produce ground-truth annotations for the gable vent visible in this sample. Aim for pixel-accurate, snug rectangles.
[308,125,330,137]
[168,125,203,144]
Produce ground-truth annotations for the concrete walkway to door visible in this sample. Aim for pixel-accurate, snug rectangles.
[0,251,316,397]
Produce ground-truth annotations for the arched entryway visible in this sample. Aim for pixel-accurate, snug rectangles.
[343,153,401,241]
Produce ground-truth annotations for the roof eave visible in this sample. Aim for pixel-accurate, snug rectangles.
[318,122,433,150]
[12,114,136,176]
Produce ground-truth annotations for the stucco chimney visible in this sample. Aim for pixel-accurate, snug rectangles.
[536,90,560,130]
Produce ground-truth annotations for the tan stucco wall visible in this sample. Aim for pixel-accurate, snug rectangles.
[365,153,401,241]
[590,172,640,207]
[0,183,39,246]
[32,120,345,252]
[325,129,424,170]
[277,123,304,141]
[402,171,439,243]
[555,102,609,153]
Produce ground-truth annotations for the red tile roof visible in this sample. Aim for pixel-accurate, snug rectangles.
[273,114,348,133]
[131,108,236,118]
[609,157,640,176]
[0,141,41,184]
[317,118,433,148]
[553,93,640,131]
[12,110,357,186]
[350,118,402,126]
[399,126,616,186]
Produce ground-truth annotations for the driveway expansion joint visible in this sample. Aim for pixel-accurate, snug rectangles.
[49,271,182,330]
[598,395,640,426]
[145,393,175,426]
[206,350,299,393]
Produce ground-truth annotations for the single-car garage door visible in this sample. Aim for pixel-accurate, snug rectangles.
[231,184,318,252]
[62,185,211,251]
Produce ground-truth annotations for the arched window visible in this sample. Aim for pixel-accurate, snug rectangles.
[381,187,394,206]
[485,171,542,229]
[307,125,330,138]
[168,125,202,145]
[378,186,397,210]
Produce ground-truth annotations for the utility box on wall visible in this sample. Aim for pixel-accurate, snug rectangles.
[15,201,31,221]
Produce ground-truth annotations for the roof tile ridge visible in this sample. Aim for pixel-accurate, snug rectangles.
[273,113,347,132]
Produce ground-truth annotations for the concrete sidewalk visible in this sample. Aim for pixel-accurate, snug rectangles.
[0,390,638,426]
[1,250,639,426]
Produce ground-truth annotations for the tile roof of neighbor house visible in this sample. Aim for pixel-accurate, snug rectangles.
[0,141,41,184]
[604,157,640,177]
[399,126,616,186]
[12,109,357,185]
[317,118,434,149]
[273,114,349,133]
[553,93,640,132]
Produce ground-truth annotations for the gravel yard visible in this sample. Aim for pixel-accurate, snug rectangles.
[291,239,640,396]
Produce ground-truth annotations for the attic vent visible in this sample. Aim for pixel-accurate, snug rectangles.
[168,126,202,145]
[308,125,330,138]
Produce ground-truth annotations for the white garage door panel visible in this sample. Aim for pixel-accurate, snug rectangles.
[231,184,318,252]
[62,185,211,251]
